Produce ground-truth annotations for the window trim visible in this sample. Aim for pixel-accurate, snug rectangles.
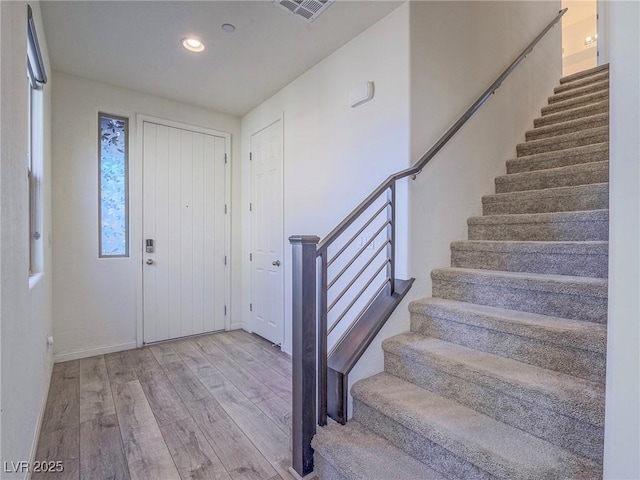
[98,112,130,258]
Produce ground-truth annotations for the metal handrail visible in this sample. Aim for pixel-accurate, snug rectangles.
[317,8,567,253]
[290,9,567,477]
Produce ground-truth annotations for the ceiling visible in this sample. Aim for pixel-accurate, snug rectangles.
[40,1,403,117]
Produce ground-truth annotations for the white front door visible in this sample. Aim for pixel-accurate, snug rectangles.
[142,121,227,343]
[250,120,284,345]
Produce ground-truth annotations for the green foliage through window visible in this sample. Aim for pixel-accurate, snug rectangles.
[99,113,128,257]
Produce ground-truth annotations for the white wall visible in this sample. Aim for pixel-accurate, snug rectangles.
[241,3,411,356]
[52,73,241,361]
[0,0,3,465]
[408,0,562,305]
[561,0,598,76]
[603,1,640,478]
[347,0,563,419]
[0,1,54,477]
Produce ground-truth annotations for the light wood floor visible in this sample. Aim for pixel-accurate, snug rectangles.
[33,330,293,480]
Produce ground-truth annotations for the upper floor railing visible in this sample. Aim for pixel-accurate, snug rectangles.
[289,8,567,478]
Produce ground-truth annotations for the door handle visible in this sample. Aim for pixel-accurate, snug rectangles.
[146,259,154,265]
[272,260,281,267]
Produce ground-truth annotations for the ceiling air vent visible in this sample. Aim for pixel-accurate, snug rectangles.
[274,0,334,23]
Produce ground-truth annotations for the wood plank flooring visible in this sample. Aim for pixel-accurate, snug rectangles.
[33,331,292,480]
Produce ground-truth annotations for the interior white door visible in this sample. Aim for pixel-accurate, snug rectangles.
[143,121,227,343]
[250,120,284,345]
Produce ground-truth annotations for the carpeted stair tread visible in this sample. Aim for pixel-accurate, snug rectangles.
[526,112,608,141]
[408,296,606,383]
[559,64,609,85]
[548,79,609,105]
[382,333,605,427]
[516,126,607,157]
[382,334,605,461]
[467,209,608,242]
[534,100,608,128]
[495,161,608,193]
[450,238,608,277]
[312,421,447,480]
[409,297,606,354]
[351,373,602,480]
[431,267,607,322]
[483,182,608,215]
[554,71,608,94]
[432,267,607,298]
[541,90,608,116]
[506,142,608,174]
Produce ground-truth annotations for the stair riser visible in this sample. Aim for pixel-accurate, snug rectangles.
[517,131,608,157]
[548,81,609,104]
[409,313,606,382]
[526,115,608,141]
[352,401,490,480]
[384,352,604,463]
[541,91,608,116]
[483,190,608,215]
[468,218,608,242]
[534,102,609,128]
[431,278,607,323]
[507,145,609,174]
[496,165,608,193]
[315,456,349,480]
[555,72,608,94]
[451,248,608,278]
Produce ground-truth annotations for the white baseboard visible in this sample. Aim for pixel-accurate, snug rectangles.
[26,360,54,480]
[54,341,137,363]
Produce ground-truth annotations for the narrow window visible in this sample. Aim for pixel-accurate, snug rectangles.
[99,113,129,257]
[27,4,47,275]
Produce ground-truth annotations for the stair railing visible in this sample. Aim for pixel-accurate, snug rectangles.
[289,8,567,478]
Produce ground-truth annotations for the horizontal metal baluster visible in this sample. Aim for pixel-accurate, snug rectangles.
[326,199,390,268]
[327,219,389,278]
[328,277,391,357]
[327,240,389,312]
[327,260,390,335]
[328,239,390,291]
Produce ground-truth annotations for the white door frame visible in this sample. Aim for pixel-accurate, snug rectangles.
[135,114,232,347]
[248,116,285,345]
[596,0,609,65]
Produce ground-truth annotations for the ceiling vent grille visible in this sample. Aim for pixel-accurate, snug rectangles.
[274,0,334,23]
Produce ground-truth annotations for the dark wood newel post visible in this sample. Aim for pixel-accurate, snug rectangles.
[289,235,320,479]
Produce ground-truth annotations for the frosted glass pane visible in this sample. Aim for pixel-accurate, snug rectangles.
[100,114,128,257]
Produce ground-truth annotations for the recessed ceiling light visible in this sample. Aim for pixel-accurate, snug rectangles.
[221,23,236,33]
[182,37,204,52]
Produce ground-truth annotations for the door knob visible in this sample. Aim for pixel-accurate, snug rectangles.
[272,260,281,267]
[146,259,154,265]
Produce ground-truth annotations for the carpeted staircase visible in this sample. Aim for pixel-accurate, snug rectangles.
[312,64,609,480]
